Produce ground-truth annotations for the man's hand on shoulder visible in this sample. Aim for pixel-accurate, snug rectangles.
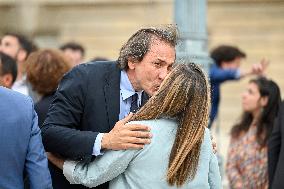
[211,134,217,154]
[101,113,152,150]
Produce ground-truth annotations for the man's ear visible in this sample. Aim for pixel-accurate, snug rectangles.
[260,96,269,107]
[1,74,13,88]
[17,49,27,62]
[127,58,137,70]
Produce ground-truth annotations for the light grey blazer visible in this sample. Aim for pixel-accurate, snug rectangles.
[64,118,222,189]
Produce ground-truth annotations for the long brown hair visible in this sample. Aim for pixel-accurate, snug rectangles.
[130,63,210,186]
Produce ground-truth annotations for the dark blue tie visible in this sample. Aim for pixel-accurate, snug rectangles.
[130,93,139,113]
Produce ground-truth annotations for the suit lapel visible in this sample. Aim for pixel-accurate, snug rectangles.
[103,64,121,130]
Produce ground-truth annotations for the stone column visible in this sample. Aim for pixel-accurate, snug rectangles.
[16,0,39,36]
[174,0,210,72]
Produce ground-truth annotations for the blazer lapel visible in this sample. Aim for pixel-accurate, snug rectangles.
[103,64,121,130]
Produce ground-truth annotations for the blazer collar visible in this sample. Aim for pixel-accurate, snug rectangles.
[103,64,121,130]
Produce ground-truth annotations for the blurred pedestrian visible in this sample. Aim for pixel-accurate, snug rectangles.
[226,77,281,189]
[26,49,72,127]
[0,87,52,189]
[0,52,17,88]
[268,100,284,189]
[60,42,85,67]
[0,32,37,99]
[209,45,268,128]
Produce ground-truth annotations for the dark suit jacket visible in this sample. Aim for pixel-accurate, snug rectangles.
[268,101,284,189]
[35,92,55,127]
[42,61,121,189]
[34,92,68,189]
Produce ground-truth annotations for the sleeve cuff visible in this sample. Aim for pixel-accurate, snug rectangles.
[63,160,78,184]
[92,133,105,156]
[235,69,241,79]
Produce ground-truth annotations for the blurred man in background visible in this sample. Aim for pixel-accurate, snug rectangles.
[209,45,268,128]
[0,32,38,100]
[60,42,85,67]
[0,52,17,88]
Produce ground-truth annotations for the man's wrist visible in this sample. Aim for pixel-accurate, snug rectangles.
[93,133,105,156]
[101,133,109,150]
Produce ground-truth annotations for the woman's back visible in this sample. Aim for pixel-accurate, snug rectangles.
[66,118,221,189]
[109,119,221,189]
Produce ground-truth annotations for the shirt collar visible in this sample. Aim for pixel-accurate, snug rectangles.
[12,74,27,87]
[120,70,143,101]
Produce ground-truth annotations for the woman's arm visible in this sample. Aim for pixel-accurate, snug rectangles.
[62,149,137,188]
[47,148,137,188]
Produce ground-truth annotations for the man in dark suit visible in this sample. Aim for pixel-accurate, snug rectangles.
[0,86,52,189]
[42,25,177,189]
[269,100,284,189]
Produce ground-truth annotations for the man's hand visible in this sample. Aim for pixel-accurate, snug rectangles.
[101,113,152,150]
[251,58,269,76]
[210,134,217,154]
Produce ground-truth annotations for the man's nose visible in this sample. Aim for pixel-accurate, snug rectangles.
[159,67,168,80]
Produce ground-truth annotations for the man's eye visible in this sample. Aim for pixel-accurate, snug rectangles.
[248,89,253,94]
[153,62,161,67]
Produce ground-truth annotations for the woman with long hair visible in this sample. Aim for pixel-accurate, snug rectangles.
[226,77,281,189]
[49,63,221,188]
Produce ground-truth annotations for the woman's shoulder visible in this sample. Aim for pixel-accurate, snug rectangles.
[203,128,211,142]
[200,128,214,154]
[127,118,176,127]
[127,118,177,137]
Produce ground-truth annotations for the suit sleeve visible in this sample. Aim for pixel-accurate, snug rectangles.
[63,149,137,188]
[210,66,240,83]
[268,102,283,187]
[41,65,98,160]
[25,100,52,189]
